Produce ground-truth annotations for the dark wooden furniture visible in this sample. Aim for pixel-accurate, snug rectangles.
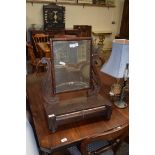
[116,0,129,39]
[37,42,51,58]
[26,67,129,155]
[29,29,80,56]
[29,27,92,57]
[29,29,80,43]
[32,33,51,58]
[26,42,46,73]
[36,37,112,132]
[73,25,92,37]
[80,122,128,155]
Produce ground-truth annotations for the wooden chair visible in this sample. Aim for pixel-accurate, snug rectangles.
[26,42,46,73]
[80,123,128,155]
[32,33,51,58]
[66,123,128,155]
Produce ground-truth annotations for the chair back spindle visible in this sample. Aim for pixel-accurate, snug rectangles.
[32,33,50,58]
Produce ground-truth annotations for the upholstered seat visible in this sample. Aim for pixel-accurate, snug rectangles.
[67,140,114,155]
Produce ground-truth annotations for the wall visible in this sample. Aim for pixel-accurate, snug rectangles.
[26,0,125,49]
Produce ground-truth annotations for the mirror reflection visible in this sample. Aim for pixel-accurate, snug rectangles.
[51,39,91,93]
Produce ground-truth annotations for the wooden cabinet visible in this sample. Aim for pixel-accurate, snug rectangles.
[73,25,92,37]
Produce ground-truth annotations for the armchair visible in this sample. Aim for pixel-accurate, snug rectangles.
[80,123,128,155]
[67,122,128,155]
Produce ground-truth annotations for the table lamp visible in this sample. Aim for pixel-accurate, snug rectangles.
[100,39,129,108]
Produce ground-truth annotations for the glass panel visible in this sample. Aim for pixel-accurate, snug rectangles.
[52,39,91,93]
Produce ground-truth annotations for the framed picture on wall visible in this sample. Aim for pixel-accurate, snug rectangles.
[43,3,65,30]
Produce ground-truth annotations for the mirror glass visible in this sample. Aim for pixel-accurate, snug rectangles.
[51,38,91,93]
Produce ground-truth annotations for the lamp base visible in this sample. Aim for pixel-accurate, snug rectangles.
[114,100,127,109]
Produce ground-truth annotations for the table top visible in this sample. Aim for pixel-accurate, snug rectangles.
[26,70,129,154]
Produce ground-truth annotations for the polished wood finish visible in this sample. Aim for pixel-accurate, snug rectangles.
[27,42,36,65]
[33,33,50,42]
[29,29,80,57]
[29,29,80,42]
[26,42,46,73]
[32,33,51,58]
[54,34,77,38]
[29,27,92,58]
[26,67,129,154]
[37,42,51,58]
[36,37,112,132]
[80,121,128,155]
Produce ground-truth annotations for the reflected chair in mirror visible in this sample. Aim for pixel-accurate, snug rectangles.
[26,42,46,73]
[32,33,51,58]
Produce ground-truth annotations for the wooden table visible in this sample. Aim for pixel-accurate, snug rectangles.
[26,71,129,155]
[37,42,51,58]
